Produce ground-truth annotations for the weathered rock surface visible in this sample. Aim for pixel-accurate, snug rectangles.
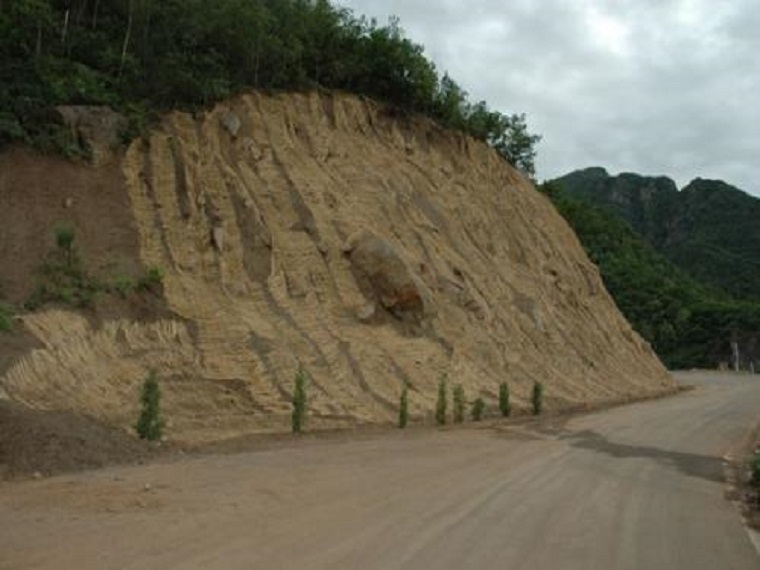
[56,105,127,166]
[343,229,432,321]
[0,92,673,442]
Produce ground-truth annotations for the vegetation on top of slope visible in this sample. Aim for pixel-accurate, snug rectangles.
[0,0,540,175]
[541,181,760,370]
[553,168,760,301]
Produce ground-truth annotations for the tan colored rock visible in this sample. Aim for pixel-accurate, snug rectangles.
[0,91,674,443]
[221,111,242,137]
[356,303,376,323]
[343,229,433,321]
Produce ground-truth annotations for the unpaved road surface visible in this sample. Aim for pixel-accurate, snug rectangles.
[2,371,760,570]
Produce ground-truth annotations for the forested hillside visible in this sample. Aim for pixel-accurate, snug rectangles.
[541,180,760,369]
[0,0,540,174]
[555,168,760,300]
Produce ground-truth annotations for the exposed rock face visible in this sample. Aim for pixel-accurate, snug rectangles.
[0,92,674,442]
[343,229,432,321]
[56,105,127,166]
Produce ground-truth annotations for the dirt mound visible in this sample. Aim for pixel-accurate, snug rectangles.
[0,401,155,480]
[0,91,674,444]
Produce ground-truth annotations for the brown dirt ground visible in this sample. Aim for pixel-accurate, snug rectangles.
[0,400,162,480]
[1,372,757,570]
[0,148,143,305]
[0,380,687,482]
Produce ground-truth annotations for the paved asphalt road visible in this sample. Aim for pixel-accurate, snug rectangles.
[1,371,760,569]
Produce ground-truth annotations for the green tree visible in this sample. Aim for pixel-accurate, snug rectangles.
[398,385,408,429]
[471,397,485,422]
[0,302,13,332]
[490,113,541,178]
[434,73,467,129]
[291,366,308,433]
[435,374,447,426]
[135,370,164,440]
[0,0,540,171]
[25,225,101,310]
[498,382,510,417]
[541,178,760,369]
[453,384,465,424]
[532,381,543,416]
[54,224,76,268]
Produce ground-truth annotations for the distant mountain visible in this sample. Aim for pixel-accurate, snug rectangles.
[540,175,760,370]
[553,168,760,301]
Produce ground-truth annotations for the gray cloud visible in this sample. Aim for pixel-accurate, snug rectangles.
[339,0,760,196]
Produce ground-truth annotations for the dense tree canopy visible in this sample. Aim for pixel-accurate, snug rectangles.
[0,0,540,174]
[555,168,760,300]
[541,181,760,369]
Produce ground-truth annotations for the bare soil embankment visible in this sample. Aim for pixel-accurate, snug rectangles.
[0,91,673,447]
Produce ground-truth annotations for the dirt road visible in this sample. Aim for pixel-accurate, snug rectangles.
[2,371,759,569]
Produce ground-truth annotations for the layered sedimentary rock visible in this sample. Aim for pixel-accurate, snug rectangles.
[0,92,673,442]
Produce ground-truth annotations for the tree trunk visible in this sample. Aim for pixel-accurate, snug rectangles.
[731,340,740,372]
[92,0,100,29]
[119,0,134,79]
[254,42,260,87]
[36,21,42,58]
[61,8,70,46]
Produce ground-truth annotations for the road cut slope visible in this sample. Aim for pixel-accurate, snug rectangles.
[0,91,672,441]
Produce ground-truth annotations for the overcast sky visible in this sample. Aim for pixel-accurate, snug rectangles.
[338,0,759,196]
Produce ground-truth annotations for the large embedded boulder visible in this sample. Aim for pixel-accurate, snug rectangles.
[343,229,432,321]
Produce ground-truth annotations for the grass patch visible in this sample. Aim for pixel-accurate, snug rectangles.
[109,275,136,298]
[137,266,164,291]
[25,226,166,311]
[25,225,100,310]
